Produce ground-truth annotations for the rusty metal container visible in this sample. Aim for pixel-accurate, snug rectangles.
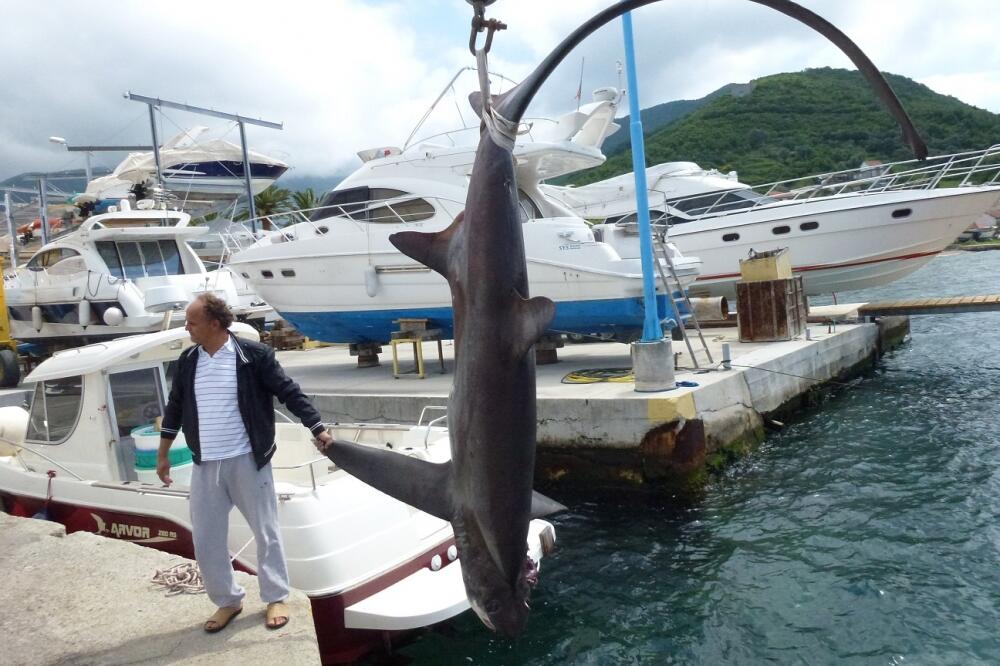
[736,276,807,342]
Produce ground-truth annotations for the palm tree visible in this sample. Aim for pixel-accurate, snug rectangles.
[291,188,320,214]
[236,186,291,230]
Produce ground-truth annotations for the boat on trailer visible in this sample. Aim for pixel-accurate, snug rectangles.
[2,201,269,354]
[543,145,1000,298]
[0,323,557,663]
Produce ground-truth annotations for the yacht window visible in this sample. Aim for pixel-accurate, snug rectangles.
[109,368,164,438]
[800,221,819,231]
[666,189,772,217]
[772,225,791,235]
[158,241,184,274]
[517,190,542,222]
[96,241,124,279]
[139,241,167,277]
[25,376,84,445]
[367,197,435,224]
[95,240,185,279]
[281,269,296,277]
[26,248,80,272]
[722,233,740,242]
[261,270,274,278]
[892,208,912,219]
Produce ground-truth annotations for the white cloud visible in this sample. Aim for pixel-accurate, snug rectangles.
[1,0,997,183]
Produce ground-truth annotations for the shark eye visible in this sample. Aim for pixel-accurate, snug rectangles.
[485,599,502,615]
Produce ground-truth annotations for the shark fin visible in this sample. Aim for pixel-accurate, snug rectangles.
[322,439,453,522]
[389,212,462,278]
[468,91,502,120]
[512,294,556,359]
[530,490,567,519]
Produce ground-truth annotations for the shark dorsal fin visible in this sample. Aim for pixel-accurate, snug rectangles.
[512,294,556,360]
[389,212,463,279]
[530,490,567,519]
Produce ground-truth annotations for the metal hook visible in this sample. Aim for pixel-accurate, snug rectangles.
[467,0,506,55]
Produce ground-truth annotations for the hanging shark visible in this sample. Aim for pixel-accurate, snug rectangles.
[319,0,927,638]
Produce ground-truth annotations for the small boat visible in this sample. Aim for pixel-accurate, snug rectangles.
[0,323,557,664]
[2,200,269,353]
[544,146,1000,298]
[228,86,701,344]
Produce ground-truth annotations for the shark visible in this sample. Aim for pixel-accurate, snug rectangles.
[319,0,927,638]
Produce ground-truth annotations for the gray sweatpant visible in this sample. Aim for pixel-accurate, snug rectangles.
[189,453,289,608]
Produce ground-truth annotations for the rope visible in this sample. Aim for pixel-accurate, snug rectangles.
[562,367,634,384]
[151,562,205,596]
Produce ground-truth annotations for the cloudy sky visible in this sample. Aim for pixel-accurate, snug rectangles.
[2,0,998,184]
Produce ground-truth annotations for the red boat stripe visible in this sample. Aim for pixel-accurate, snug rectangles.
[695,249,942,281]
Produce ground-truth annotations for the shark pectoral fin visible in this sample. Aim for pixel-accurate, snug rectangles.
[323,439,453,522]
[530,490,567,519]
[512,295,556,359]
[389,212,463,279]
[468,91,503,120]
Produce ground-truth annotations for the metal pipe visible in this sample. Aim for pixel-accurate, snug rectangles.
[37,176,50,244]
[147,104,164,186]
[621,11,660,343]
[238,120,257,231]
[3,191,15,267]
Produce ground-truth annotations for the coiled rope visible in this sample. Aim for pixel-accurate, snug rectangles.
[151,562,204,596]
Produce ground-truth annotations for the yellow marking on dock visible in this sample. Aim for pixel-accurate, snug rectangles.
[858,294,1000,317]
[647,393,697,422]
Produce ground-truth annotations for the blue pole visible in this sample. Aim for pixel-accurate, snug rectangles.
[621,11,661,342]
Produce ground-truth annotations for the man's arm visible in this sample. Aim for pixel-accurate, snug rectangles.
[157,352,188,485]
[256,346,327,439]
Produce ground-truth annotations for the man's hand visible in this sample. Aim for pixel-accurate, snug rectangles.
[314,430,334,452]
[156,453,173,486]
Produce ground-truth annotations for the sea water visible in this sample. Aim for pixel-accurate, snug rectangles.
[388,250,1000,665]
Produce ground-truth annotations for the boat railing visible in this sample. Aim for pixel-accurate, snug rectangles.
[7,442,86,480]
[645,144,1000,223]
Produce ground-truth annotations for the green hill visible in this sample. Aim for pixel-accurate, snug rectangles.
[571,67,1000,186]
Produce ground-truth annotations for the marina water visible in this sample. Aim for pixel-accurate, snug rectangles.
[388,249,1000,664]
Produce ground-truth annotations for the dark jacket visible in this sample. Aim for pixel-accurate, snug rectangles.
[161,332,325,469]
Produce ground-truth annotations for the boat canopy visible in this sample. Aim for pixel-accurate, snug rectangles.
[25,323,259,383]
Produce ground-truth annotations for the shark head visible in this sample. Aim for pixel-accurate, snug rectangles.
[456,512,533,638]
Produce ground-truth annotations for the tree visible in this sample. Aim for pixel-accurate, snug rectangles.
[236,186,291,230]
[291,188,320,213]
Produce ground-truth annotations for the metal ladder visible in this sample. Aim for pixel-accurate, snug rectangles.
[652,232,714,369]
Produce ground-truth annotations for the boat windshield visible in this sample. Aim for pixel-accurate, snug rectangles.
[25,376,84,445]
[310,187,435,224]
[96,240,185,279]
[26,248,81,272]
[664,188,775,220]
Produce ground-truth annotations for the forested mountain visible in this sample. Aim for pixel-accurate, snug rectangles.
[571,68,1000,186]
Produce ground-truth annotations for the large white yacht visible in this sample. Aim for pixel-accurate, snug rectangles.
[3,200,269,352]
[544,146,1000,298]
[228,91,702,345]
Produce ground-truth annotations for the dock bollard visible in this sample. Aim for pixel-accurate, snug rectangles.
[721,343,732,371]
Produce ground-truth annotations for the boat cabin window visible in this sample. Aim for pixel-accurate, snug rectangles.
[25,376,84,445]
[517,190,541,223]
[665,189,773,218]
[26,248,80,272]
[310,186,435,224]
[96,240,185,279]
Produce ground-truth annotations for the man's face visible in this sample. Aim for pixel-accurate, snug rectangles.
[184,302,216,346]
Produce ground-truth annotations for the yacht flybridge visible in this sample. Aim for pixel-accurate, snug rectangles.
[0,324,556,663]
[544,146,1000,298]
[229,89,702,344]
[3,201,269,352]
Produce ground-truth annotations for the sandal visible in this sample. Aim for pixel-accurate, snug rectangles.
[266,601,290,630]
[204,605,242,633]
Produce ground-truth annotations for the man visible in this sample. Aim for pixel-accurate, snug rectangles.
[157,293,333,633]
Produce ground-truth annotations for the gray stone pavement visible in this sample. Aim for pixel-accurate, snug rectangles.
[0,513,319,666]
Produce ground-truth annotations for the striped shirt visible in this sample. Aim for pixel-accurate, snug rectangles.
[195,337,252,461]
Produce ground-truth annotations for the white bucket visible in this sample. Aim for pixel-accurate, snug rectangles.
[131,424,193,486]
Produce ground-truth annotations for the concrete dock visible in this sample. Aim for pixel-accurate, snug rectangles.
[0,512,320,665]
[275,308,908,487]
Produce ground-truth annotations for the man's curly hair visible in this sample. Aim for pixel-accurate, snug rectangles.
[195,292,233,329]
